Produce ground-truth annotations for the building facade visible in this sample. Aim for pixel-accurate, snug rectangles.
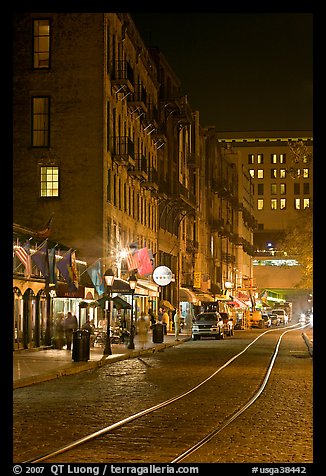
[215,131,313,307]
[13,12,259,348]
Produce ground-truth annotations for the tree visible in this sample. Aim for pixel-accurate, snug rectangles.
[281,207,313,289]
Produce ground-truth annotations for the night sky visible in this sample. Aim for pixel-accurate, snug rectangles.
[131,13,313,132]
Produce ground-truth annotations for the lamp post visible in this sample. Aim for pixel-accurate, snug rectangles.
[103,268,115,356]
[127,272,137,350]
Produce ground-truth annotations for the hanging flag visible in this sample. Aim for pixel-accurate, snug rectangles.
[129,241,138,254]
[57,249,78,292]
[36,213,55,239]
[31,240,49,279]
[86,259,105,296]
[48,246,57,286]
[136,247,153,276]
[126,250,139,271]
[15,240,32,278]
[71,250,79,289]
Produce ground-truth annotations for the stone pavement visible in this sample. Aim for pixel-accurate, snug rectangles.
[13,332,191,389]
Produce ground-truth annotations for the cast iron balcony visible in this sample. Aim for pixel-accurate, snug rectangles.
[111,136,135,166]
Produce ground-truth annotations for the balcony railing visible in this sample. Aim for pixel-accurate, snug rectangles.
[128,153,148,180]
[143,167,159,191]
[111,136,135,166]
[111,60,134,93]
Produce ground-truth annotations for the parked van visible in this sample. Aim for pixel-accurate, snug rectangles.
[272,309,288,325]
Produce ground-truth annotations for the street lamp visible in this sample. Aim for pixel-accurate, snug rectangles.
[103,268,115,356]
[127,272,137,350]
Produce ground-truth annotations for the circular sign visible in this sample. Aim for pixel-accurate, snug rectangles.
[152,266,173,286]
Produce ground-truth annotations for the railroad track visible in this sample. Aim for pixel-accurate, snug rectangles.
[24,322,311,464]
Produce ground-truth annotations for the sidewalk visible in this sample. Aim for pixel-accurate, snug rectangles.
[13,333,191,389]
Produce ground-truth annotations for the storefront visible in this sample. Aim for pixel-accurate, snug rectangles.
[13,281,50,350]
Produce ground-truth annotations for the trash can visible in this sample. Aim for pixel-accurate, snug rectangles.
[152,323,164,343]
[72,329,90,362]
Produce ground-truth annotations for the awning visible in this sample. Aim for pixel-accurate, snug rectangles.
[179,287,197,303]
[96,294,132,309]
[137,278,160,297]
[228,297,248,308]
[194,291,215,302]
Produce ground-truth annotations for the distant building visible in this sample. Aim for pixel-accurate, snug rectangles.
[215,131,313,306]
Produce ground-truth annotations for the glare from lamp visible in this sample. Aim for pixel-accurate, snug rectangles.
[104,268,115,287]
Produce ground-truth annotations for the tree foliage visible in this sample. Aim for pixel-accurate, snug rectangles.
[281,207,313,289]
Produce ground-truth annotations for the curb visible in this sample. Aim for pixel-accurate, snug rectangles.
[302,332,313,357]
[13,337,190,389]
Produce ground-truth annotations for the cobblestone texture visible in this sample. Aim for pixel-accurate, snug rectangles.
[13,327,313,464]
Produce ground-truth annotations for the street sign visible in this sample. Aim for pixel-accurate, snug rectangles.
[153,265,173,286]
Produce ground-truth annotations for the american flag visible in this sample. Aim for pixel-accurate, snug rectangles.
[126,250,139,271]
[15,240,32,277]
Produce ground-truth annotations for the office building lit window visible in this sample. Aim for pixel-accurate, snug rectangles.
[304,198,310,209]
[257,199,264,210]
[271,199,277,210]
[280,169,286,178]
[295,198,301,210]
[271,184,277,195]
[279,154,286,164]
[280,183,286,195]
[257,169,264,178]
[33,19,50,68]
[257,154,264,164]
[303,168,309,178]
[280,198,286,209]
[249,169,254,178]
[40,166,59,197]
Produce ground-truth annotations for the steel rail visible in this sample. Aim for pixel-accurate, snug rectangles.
[26,322,307,463]
[171,323,310,462]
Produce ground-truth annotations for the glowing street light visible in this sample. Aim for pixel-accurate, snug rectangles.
[127,272,137,350]
[103,268,115,356]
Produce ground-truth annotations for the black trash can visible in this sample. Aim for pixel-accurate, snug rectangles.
[152,323,164,343]
[72,329,90,362]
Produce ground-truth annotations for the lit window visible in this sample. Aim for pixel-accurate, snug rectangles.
[271,184,277,195]
[280,198,286,209]
[249,169,254,178]
[295,198,301,210]
[279,154,286,164]
[303,198,310,208]
[280,183,286,195]
[32,96,50,147]
[40,166,59,197]
[257,154,264,164]
[257,169,264,179]
[303,168,309,178]
[33,19,50,68]
[271,154,277,164]
[248,154,254,164]
[271,199,277,210]
[257,199,264,210]
[280,169,286,178]
[271,169,277,178]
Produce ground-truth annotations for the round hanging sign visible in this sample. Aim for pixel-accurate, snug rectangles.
[152,265,173,286]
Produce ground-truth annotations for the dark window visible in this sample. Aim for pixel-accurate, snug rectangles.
[32,97,50,147]
[303,183,310,194]
[294,183,300,195]
[257,184,264,195]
